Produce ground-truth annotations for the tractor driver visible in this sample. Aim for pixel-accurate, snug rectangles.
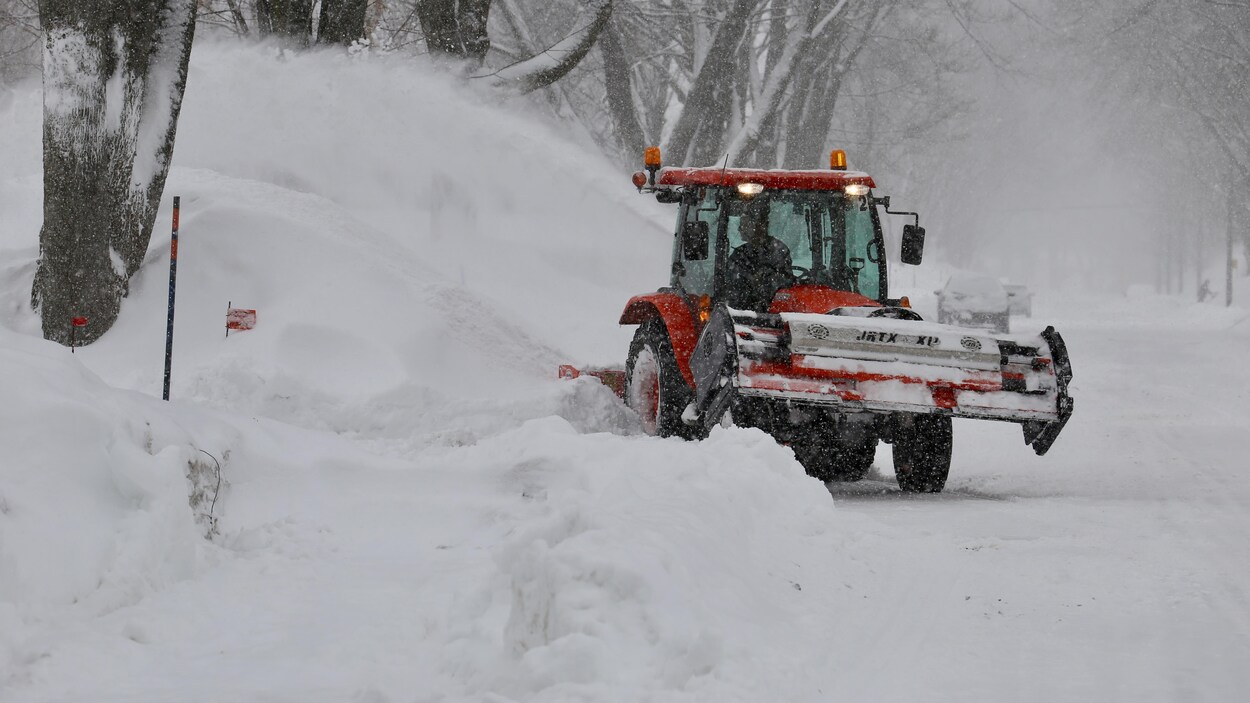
[725,202,794,311]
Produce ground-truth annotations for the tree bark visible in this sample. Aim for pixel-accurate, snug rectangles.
[782,66,844,169]
[318,0,367,45]
[490,0,612,94]
[34,0,197,345]
[256,0,314,46]
[417,0,492,64]
[724,0,819,166]
[600,17,646,158]
[663,0,755,166]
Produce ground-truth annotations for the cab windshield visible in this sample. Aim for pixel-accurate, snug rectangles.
[725,190,884,300]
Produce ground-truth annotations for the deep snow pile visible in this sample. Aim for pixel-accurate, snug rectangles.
[0,325,415,687]
[0,328,205,635]
[0,41,858,701]
[1,37,685,442]
[0,321,857,701]
[2,40,672,418]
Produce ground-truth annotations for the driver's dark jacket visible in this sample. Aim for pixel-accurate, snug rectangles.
[725,237,794,312]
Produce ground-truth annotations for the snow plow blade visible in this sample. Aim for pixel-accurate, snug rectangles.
[689,305,1074,455]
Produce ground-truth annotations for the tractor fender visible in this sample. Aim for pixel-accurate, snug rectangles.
[620,292,699,388]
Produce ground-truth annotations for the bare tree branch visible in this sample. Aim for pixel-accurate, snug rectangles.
[489,0,613,93]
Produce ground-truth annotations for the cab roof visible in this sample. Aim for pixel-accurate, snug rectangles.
[656,167,876,192]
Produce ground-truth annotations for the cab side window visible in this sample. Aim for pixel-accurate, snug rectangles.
[673,190,718,296]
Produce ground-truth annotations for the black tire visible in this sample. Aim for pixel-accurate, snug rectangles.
[791,421,877,483]
[626,319,698,439]
[892,414,953,493]
[795,435,877,483]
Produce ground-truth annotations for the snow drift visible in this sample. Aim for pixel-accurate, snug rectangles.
[0,41,854,700]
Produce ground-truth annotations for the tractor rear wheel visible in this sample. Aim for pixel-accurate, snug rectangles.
[892,414,953,493]
[626,320,697,439]
[793,425,877,483]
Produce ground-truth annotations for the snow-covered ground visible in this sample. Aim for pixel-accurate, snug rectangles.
[3,42,1249,702]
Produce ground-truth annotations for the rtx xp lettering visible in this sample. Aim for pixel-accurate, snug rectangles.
[854,330,940,347]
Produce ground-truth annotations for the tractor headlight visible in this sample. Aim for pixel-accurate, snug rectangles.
[737,182,765,196]
[844,184,870,197]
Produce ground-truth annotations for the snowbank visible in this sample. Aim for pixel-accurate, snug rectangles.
[1,40,673,435]
[167,40,674,370]
[0,329,202,609]
[459,420,845,700]
[0,327,208,680]
[0,42,849,699]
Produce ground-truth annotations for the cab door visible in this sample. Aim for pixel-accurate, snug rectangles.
[672,188,719,297]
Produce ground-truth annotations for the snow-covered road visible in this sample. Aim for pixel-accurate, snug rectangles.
[815,294,1250,700]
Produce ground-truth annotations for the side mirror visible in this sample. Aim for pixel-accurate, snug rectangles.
[901,224,925,266]
[682,221,710,261]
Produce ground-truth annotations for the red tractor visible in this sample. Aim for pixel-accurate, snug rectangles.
[566,148,1073,493]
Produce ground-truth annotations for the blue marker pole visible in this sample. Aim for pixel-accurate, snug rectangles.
[163,196,180,401]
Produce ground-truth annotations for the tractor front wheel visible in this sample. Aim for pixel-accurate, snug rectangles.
[892,414,953,493]
[626,320,697,439]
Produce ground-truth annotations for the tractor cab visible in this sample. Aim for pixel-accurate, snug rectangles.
[634,150,927,331]
[672,179,885,314]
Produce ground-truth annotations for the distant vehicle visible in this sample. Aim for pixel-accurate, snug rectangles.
[1004,284,1033,317]
[936,273,1010,333]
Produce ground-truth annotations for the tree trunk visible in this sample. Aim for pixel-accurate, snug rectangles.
[34,0,197,345]
[664,0,755,166]
[417,0,492,64]
[781,4,878,169]
[724,0,818,166]
[318,0,367,45]
[256,0,314,46]
[765,0,790,77]
[782,64,846,169]
[600,17,645,159]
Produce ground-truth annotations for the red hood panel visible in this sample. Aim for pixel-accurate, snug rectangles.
[769,285,880,314]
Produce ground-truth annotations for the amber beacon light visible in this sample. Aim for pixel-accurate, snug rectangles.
[830,149,847,170]
[643,146,662,187]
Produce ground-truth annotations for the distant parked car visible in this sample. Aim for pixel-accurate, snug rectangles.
[1004,284,1033,317]
[936,273,1010,333]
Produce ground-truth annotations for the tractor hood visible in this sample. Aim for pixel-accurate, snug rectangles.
[768,285,880,315]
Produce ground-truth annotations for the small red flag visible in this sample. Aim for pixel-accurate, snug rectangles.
[71,316,88,327]
[226,308,256,331]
